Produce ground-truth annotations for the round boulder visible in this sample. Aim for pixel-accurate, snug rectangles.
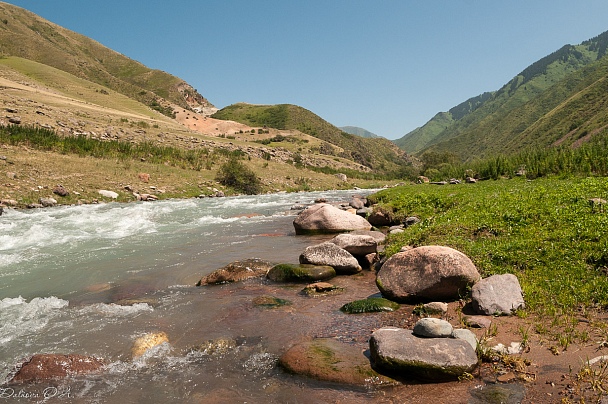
[299,243,362,274]
[376,246,480,302]
[412,318,453,338]
[293,203,372,235]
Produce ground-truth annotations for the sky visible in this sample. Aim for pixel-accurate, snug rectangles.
[5,1,608,140]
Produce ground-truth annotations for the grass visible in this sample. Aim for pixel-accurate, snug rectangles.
[369,176,608,316]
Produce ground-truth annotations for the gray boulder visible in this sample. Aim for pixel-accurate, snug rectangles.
[376,246,480,302]
[328,233,377,256]
[412,318,453,338]
[471,274,525,315]
[39,197,57,207]
[299,242,361,274]
[293,203,372,235]
[452,329,478,350]
[369,327,478,380]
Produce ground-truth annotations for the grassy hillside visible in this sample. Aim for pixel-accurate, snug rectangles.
[396,30,608,160]
[339,126,380,139]
[212,103,415,175]
[0,2,212,115]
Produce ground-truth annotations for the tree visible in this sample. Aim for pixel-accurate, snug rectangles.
[215,158,263,195]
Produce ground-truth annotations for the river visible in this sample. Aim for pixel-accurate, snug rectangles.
[0,189,405,403]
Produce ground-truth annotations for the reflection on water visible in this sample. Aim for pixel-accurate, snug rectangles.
[0,190,399,402]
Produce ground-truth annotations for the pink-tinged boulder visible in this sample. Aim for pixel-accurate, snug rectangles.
[299,242,361,274]
[328,233,377,256]
[293,203,371,235]
[9,354,104,383]
[376,246,480,302]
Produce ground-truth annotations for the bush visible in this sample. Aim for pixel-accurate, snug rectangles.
[215,157,263,194]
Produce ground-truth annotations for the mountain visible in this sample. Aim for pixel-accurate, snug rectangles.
[0,2,213,116]
[212,103,413,174]
[339,126,381,139]
[395,30,608,161]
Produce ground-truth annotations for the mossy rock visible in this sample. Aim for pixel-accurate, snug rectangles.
[189,337,237,356]
[252,295,292,308]
[340,297,400,314]
[267,263,336,283]
[300,282,345,297]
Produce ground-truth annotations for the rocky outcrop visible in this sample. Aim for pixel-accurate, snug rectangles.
[9,354,104,383]
[299,242,362,274]
[471,274,525,315]
[376,246,481,302]
[266,263,336,283]
[293,203,371,235]
[369,327,478,381]
[197,258,275,286]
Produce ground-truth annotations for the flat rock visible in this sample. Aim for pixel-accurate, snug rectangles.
[279,338,397,387]
[9,354,104,383]
[299,242,362,274]
[293,203,372,235]
[376,246,481,302]
[369,327,478,381]
[471,274,525,315]
[197,258,275,286]
[451,328,478,350]
[328,233,377,256]
[463,315,492,329]
[266,263,336,283]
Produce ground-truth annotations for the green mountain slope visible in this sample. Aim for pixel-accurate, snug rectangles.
[0,2,213,116]
[339,126,380,139]
[396,30,608,160]
[212,103,413,173]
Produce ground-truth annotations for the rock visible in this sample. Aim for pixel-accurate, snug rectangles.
[348,230,386,244]
[389,228,404,235]
[328,233,377,256]
[463,315,492,329]
[6,171,16,179]
[279,338,397,387]
[138,172,150,183]
[252,295,292,308]
[335,173,348,182]
[340,297,399,314]
[412,318,453,338]
[290,204,306,210]
[417,176,430,183]
[132,332,169,358]
[1,199,18,206]
[266,263,336,283]
[52,185,69,197]
[293,203,372,234]
[26,203,44,209]
[98,190,118,199]
[404,216,421,227]
[190,337,237,356]
[0,206,3,216]
[300,282,344,297]
[369,327,478,381]
[367,208,394,227]
[197,258,274,286]
[466,177,477,184]
[376,246,481,302]
[299,242,362,274]
[356,207,372,217]
[471,274,525,315]
[39,197,57,207]
[9,354,104,383]
[359,252,379,270]
[449,178,461,184]
[215,190,225,197]
[349,197,365,210]
[451,329,478,350]
[8,116,21,124]
[415,301,449,316]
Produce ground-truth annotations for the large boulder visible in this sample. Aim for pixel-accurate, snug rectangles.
[471,274,525,315]
[376,246,480,302]
[328,233,377,256]
[196,258,275,286]
[369,327,478,381]
[293,203,371,235]
[299,243,362,274]
[279,338,397,387]
[348,230,386,245]
[9,354,104,383]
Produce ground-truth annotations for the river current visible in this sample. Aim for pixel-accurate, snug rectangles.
[0,190,389,403]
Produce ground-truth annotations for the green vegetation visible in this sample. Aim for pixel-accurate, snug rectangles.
[369,177,608,317]
[215,157,263,195]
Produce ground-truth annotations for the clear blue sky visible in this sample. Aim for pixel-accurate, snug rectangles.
[5,1,608,139]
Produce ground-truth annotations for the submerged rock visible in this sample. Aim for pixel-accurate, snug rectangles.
[197,258,275,286]
[340,297,400,314]
[279,338,397,387]
[376,246,480,302]
[190,337,237,356]
[252,295,292,308]
[266,263,336,283]
[369,327,478,381]
[300,282,344,297]
[132,332,169,358]
[9,354,104,384]
[293,203,372,234]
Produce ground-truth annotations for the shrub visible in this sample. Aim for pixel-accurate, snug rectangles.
[215,157,263,194]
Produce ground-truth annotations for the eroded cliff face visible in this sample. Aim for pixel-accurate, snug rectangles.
[177,82,217,115]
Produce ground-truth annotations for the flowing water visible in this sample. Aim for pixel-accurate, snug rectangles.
[0,190,398,403]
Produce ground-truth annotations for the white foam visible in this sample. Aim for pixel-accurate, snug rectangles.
[0,296,69,344]
[80,302,154,317]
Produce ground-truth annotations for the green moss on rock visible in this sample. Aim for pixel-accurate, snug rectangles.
[340,297,400,314]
